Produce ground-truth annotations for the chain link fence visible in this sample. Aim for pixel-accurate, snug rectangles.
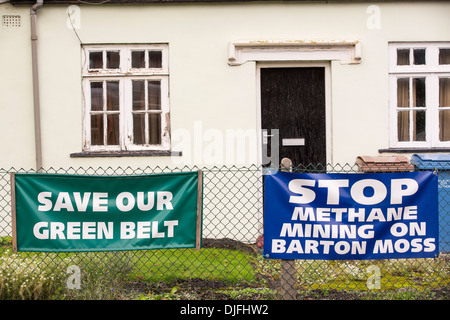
[0,163,448,300]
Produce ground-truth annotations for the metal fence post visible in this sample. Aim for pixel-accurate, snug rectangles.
[280,157,297,300]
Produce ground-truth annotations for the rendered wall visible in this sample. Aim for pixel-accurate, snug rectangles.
[0,2,449,169]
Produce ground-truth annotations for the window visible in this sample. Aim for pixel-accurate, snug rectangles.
[389,43,450,148]
[82,44,170,153]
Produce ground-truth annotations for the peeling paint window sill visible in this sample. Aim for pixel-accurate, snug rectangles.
[70,150,182,158]
[379,148,450,154]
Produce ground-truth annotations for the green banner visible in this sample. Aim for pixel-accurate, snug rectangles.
[12,171,202,252]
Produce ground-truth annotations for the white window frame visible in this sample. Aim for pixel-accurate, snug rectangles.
[82,44,170,152]
[389,42,450,149]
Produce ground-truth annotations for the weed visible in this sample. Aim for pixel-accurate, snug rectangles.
[0,238,448,300]
[138,286,179,300]
[0,249,61,299]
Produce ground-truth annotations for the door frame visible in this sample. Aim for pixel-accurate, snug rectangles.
[256,61,332,167]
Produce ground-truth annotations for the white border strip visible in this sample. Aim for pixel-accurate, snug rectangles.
[228,39,361,66]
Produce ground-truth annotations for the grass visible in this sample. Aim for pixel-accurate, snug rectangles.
[255,255,449,299]
[0,248,60,299]
[0,236,448,300]
[130,247,255,283]
[0,237,258,299]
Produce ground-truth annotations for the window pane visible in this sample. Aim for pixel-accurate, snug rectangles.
[440,110,450,141]
[131,51,145,68]
[106,81,120,111]
[106,51,120,69]
[148,81,161,110]
[90,82,103,111]
[91,114,103,145]
[106,114,120,145]
[89,51,103,69]
[149,51,162,68]
[133,113,146,145]
[440,78,450,108]
[132,80,145,110]
[413,110,426,141]
[397,78,409,108]
[397,111,409,141]
[413,78,425,107]
[439,48,450,65]
[149,113,161,145]
[413,49,426,65]
[397,49,410,65]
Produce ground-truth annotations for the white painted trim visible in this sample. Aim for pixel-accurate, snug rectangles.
[81,44,170,152]
[229,39,361,66]
[388,42,450,148]
[256,61,332,166]
[389,42,450,74]
[282,138,305,146]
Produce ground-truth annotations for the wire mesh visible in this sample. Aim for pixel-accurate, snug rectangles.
[0,163,448,300]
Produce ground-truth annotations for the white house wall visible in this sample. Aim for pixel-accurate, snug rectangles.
[1,2,450,170]
[1,5,34,169]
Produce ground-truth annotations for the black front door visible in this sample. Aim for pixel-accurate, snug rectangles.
[261,67,327,167]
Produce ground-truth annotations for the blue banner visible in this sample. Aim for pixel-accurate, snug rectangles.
[263,171,439,260]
